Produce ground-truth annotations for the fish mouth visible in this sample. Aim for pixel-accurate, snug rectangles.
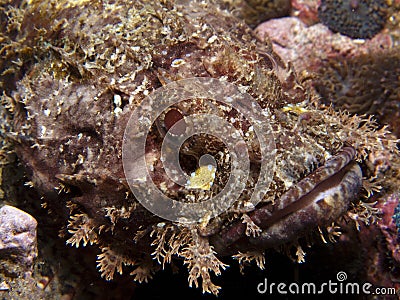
[209,146,363,254]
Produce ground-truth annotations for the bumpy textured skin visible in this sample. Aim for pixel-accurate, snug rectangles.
[1,0,398,295]
[318,0,389,39]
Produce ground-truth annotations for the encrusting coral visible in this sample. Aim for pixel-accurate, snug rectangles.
[318,0,389,39]
[314,48,400,138]
[0,0,399,295]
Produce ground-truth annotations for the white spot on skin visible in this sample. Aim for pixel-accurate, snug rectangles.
[171,58,186,67]
[113,94,122,107]
[160,182,168,193]
[39,125,46,138]
[86,147,93,161]
[207,35,218,44]
[113,94,123,116]
[43,109,51,116]
[114,107,122,116]
[157,222,166,228]
[77,154,85,165]
[243,202,255,211]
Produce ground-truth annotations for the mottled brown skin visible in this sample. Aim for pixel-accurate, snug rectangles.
[1,0,398,295]
[9,0,291,234]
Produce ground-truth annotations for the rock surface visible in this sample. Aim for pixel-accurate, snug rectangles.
[0,205,41,300]
[254,17,393,73]
[0,205,37,268]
